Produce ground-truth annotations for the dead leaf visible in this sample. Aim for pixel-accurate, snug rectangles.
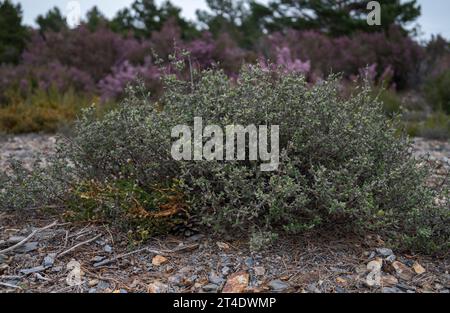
[152,255,168,266]
[412,262,426,275]
[88,279,99,287]
[392,261,414,281]
[336,277,347,285]
[216,242,230,250]
[381,275,398,287]
[222,271,249,293]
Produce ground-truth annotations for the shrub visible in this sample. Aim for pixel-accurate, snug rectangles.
[22,27,146,82]
[376,88,403,118]
[425,69,450,115]
[264,26,424,89]
[0,65,448,253]
[0,87,95,133]
[98,58,161,101]
[418,112,450,141]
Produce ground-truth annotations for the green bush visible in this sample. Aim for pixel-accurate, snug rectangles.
[0,65,448,253]
[425,69,450,114]
[376,88,402,118]
[405,112,450,140]
[419,112,450,140]
[0,87,95,133]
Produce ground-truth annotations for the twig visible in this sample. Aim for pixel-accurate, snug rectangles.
[57,234,102,259]
[93,247,151,268]
[159,243,199,254]
[0,221,58,254]
[63,230,69,248]
[0,281,22,290]
[93,244,199,268]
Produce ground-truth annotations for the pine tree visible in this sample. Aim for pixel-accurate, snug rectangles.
[269,0,421,36]
[36,7,67,33]
[0,0,28,64]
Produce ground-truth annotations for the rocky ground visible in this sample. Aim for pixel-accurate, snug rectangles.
[0,134,449,293]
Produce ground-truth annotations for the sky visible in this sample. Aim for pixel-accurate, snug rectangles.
[11,0,450,41]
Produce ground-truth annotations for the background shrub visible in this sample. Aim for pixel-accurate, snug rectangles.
[0,87,94,133]
[263,26,424,89]
[425,69,450,115]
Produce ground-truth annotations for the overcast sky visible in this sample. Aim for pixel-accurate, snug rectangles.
[11,0,450,40]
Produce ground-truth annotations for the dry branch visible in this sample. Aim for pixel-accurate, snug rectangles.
[0,221,58,254]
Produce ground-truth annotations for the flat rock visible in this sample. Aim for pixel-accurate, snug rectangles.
[20,265,46,275]
[91,256,105,263]
[16,242,39,253]
[7,236,27,244]
[376,248,394,257]
[222,266,231,276]
[382,287,404,293]
[168,274,185,286]
[97,281,110,290]
[253,266,265,276]
[148,281,168,293]
[202,284,219,292]
[222,271,249,293]
[392,261,415,281]
[306,283,321,293]
[268,279,290,292]
[208,271,224,285]
[187,234,205,242]
[43,254,56,268]
[103,245,112,253]
[381,275,398,287]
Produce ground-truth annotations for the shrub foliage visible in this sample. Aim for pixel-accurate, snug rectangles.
[0,65,448,253]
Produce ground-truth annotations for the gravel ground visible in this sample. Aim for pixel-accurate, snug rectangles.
[1,134,449,171]
[0,134,449,293]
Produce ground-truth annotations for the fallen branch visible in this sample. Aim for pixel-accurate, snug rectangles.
[93,247,152,268]
[0,221,58,255]
[0,281,22,290]
[93,243,199,268]
[57,234,102,259]
[161,243,199,254]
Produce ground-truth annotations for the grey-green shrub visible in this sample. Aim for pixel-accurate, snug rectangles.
[0,65,448,253]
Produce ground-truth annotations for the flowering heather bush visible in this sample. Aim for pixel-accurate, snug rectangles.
[1,65,448,253]
[264,26,423,89]
[98,58,161,101]
[274,47,311,74]
[1,22,248,103]
[0,61,95,103]
[184,32,216,69]
[259,47,311,77]
[149,18,182,58]
[22,26,147,82]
